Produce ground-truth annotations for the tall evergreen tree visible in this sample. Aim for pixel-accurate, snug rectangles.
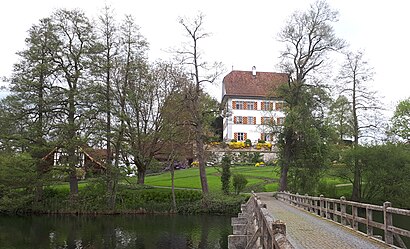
[3,18,59,200]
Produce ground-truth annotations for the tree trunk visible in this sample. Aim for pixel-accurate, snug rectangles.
[351,158,361,201]
[170,160,177,212]
[68,90,78,197]
[137,168,145,185]
[69,168,79,196]
[279,128,293,191]
[196,123,209,195]
[351,74,361,201]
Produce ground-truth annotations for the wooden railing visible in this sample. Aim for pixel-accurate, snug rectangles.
[229,192,293,249]
[276,192,410,249]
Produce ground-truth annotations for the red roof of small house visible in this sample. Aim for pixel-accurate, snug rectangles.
[222,70,288,100]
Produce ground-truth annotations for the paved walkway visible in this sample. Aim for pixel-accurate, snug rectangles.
[257,192,392,249]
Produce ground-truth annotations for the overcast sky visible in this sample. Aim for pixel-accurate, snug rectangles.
[1,0,409,114]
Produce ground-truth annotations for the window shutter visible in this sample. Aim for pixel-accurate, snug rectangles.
[260,133,264,140]
[270,102,274,110]
[243,102,248,110]
[261,117,264,125]
[234,133,238,140]
[261,102,265,110]
[254,102,257,110]
[244,133,247,140]
[232,101,236,109]
[277,117,280,125]
[243,116,248,124]
[234,116,237,124]
[253,117,256,124]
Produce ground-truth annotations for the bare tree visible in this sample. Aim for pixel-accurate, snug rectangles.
[337,50,382,201]
[277,0,345,191]
[176,13,223,196]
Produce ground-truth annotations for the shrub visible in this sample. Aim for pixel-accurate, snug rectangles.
[229,141,245,149]
[244,139,252,147]
[233,174,248,195]
[256,142,272,150]
[255,162,265,167]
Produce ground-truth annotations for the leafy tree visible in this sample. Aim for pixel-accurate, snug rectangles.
[336,50,381,201]
[328,95,353,143]
[276,0,345,191]
[47,9,96,197]
[390,98,410,143]
[341,144,410,207]
[176,13,224,196]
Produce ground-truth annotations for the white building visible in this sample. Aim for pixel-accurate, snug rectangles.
[221,67,288,143]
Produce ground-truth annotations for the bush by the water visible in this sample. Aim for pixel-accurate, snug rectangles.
[6,181,248,215]
[233,174,248,195]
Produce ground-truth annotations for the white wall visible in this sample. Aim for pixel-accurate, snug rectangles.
[223,97,285,143]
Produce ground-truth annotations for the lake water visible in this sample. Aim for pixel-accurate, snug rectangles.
[0,214,232,249]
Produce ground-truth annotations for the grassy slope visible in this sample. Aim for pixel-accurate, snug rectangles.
[144,166,280,193]
[144,165,351,196]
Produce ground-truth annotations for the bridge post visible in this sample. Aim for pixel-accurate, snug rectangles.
[333,200,338,222]
[383,201,393,245]
[366,206,373,236]
[319,195,324,217]
[304,194,308,211]
[340,196,346,225]
[352,205,358,230]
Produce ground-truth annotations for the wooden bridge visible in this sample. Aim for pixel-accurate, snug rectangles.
[229,192,410,249]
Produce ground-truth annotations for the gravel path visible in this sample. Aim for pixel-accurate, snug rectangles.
[257,192,392,249]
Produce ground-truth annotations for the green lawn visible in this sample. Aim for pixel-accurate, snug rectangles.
[47,165,351,197]
[144,166,280,193]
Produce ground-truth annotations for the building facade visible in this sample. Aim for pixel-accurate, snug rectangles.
[221,67,288,143]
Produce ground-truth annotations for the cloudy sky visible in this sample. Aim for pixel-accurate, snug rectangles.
[1,0,409,114]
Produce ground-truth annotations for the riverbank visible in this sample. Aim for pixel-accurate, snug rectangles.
[1,183,249,216]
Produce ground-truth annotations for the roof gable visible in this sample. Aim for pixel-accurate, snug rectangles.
[222,70,288,99]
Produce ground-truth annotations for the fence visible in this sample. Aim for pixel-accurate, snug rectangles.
[276,192,410,248]
[229,192,293,249]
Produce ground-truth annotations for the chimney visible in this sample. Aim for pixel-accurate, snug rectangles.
[252,66,256,77]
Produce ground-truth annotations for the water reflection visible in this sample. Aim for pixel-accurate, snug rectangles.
[0,214,232,249]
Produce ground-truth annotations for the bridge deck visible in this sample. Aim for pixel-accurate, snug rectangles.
[257,192,391,249]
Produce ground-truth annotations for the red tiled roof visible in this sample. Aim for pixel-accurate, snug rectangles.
[223,70,288,99]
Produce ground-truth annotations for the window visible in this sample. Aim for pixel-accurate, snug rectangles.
[261,101,273,111]
[277,117,285,125]
[234,101,244,109]
[237,132,245,141]
[246,101,254,110]
[234,116,255,125]
[235,116,243,124]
